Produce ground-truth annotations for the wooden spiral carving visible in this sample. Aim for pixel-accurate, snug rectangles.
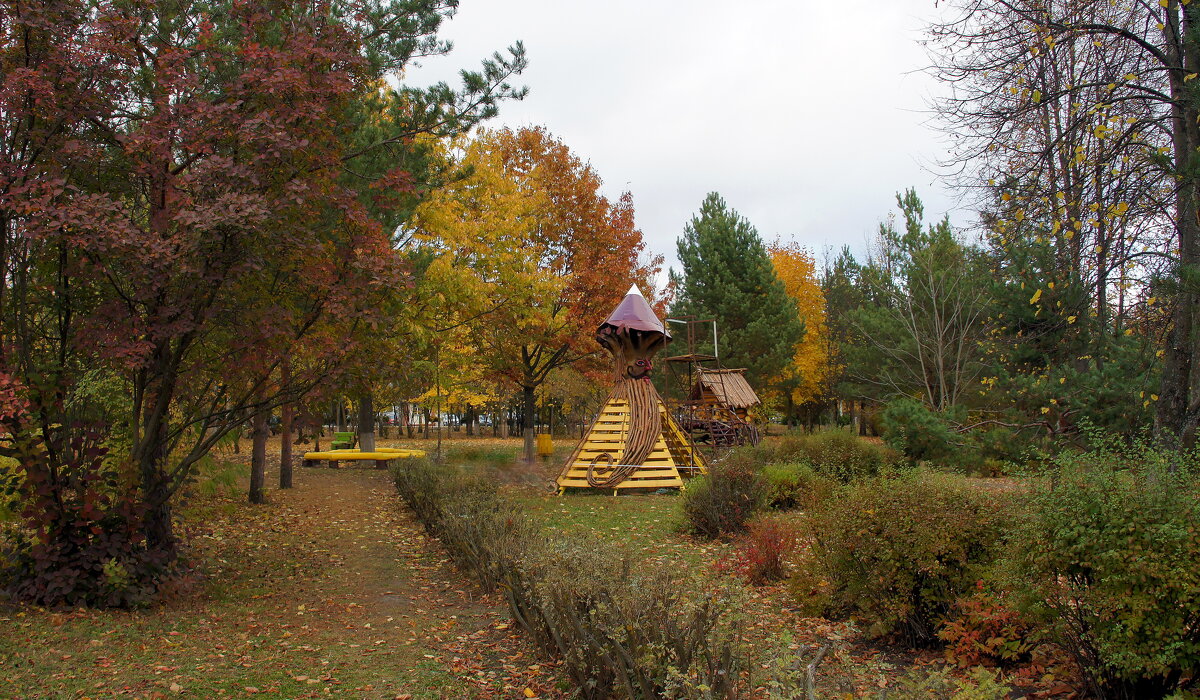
[585,377,661,488]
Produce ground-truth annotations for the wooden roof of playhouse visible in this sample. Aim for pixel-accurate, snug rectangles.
[689,368,760,410]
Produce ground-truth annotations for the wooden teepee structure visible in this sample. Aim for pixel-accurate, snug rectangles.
[556,285,707,493]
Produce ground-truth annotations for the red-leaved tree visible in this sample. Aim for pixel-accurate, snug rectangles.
[0,0,524,605]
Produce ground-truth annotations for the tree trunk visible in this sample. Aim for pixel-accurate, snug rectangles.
[249,409,268,504]
[279,361,293,489]
[522,384,536,462]
[280,408,294,488]
[358,392,376,452]
[1157,25,1200,450]
[138,413,177,558]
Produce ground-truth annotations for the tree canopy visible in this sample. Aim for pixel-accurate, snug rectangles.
[674,193,803,388]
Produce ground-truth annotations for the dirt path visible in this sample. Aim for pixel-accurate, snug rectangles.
[1,458,565,699]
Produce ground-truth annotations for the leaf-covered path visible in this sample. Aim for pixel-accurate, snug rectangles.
[1,462,565,699]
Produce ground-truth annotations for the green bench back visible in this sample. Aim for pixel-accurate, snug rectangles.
[331,431,356,448]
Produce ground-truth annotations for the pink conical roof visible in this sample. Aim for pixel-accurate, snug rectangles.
[599,284,671,338]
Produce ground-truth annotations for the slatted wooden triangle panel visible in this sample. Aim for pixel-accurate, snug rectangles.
[661,406,708,478]
[557,394,707,492]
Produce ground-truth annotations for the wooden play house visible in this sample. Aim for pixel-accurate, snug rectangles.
[679,367,762,446]
[556,286,707,493]
[689,368,760,420]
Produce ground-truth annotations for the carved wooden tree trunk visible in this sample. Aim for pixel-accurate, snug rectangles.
[614,378,661,467]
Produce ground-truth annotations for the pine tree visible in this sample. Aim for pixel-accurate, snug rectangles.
[674,193,804,387]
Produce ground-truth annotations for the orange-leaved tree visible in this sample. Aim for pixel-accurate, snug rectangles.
[429,126,664,460]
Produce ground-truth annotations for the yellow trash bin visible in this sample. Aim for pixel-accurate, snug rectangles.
[536,433,553,457]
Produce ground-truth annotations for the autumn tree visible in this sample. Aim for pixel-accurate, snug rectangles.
[674,193,804,388]
[0,0,525,604]
[414,127,662,461]
[768,241,833,427]
[404,131,555,452]
[928,0,1199,446]
[979,222,1158,439]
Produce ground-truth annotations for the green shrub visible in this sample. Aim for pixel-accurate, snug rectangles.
[720,440,780,470]
[797,470,1008,646]
[881,397,956,464]
[889,666,1012,699]
[972,426,1024,465]
[0,455,21,522]
[762,462,836,510]
[774,429,895,482]
[192,453,240,498]
[680,459,766,538]
[1006,446,1200,699]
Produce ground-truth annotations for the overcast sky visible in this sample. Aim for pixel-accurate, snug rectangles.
[405,0,964,275]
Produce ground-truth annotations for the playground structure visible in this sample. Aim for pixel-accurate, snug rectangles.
[679,368,761,446]
[663,318,763,450]
[556,286,707,493]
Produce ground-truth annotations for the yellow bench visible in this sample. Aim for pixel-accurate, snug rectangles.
[302,447,427,469]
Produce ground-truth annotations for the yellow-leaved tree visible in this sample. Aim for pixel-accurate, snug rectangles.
[402,134,562,435]
[768,240,836,426]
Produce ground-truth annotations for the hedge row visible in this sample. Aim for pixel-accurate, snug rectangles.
[392,459,746,699]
